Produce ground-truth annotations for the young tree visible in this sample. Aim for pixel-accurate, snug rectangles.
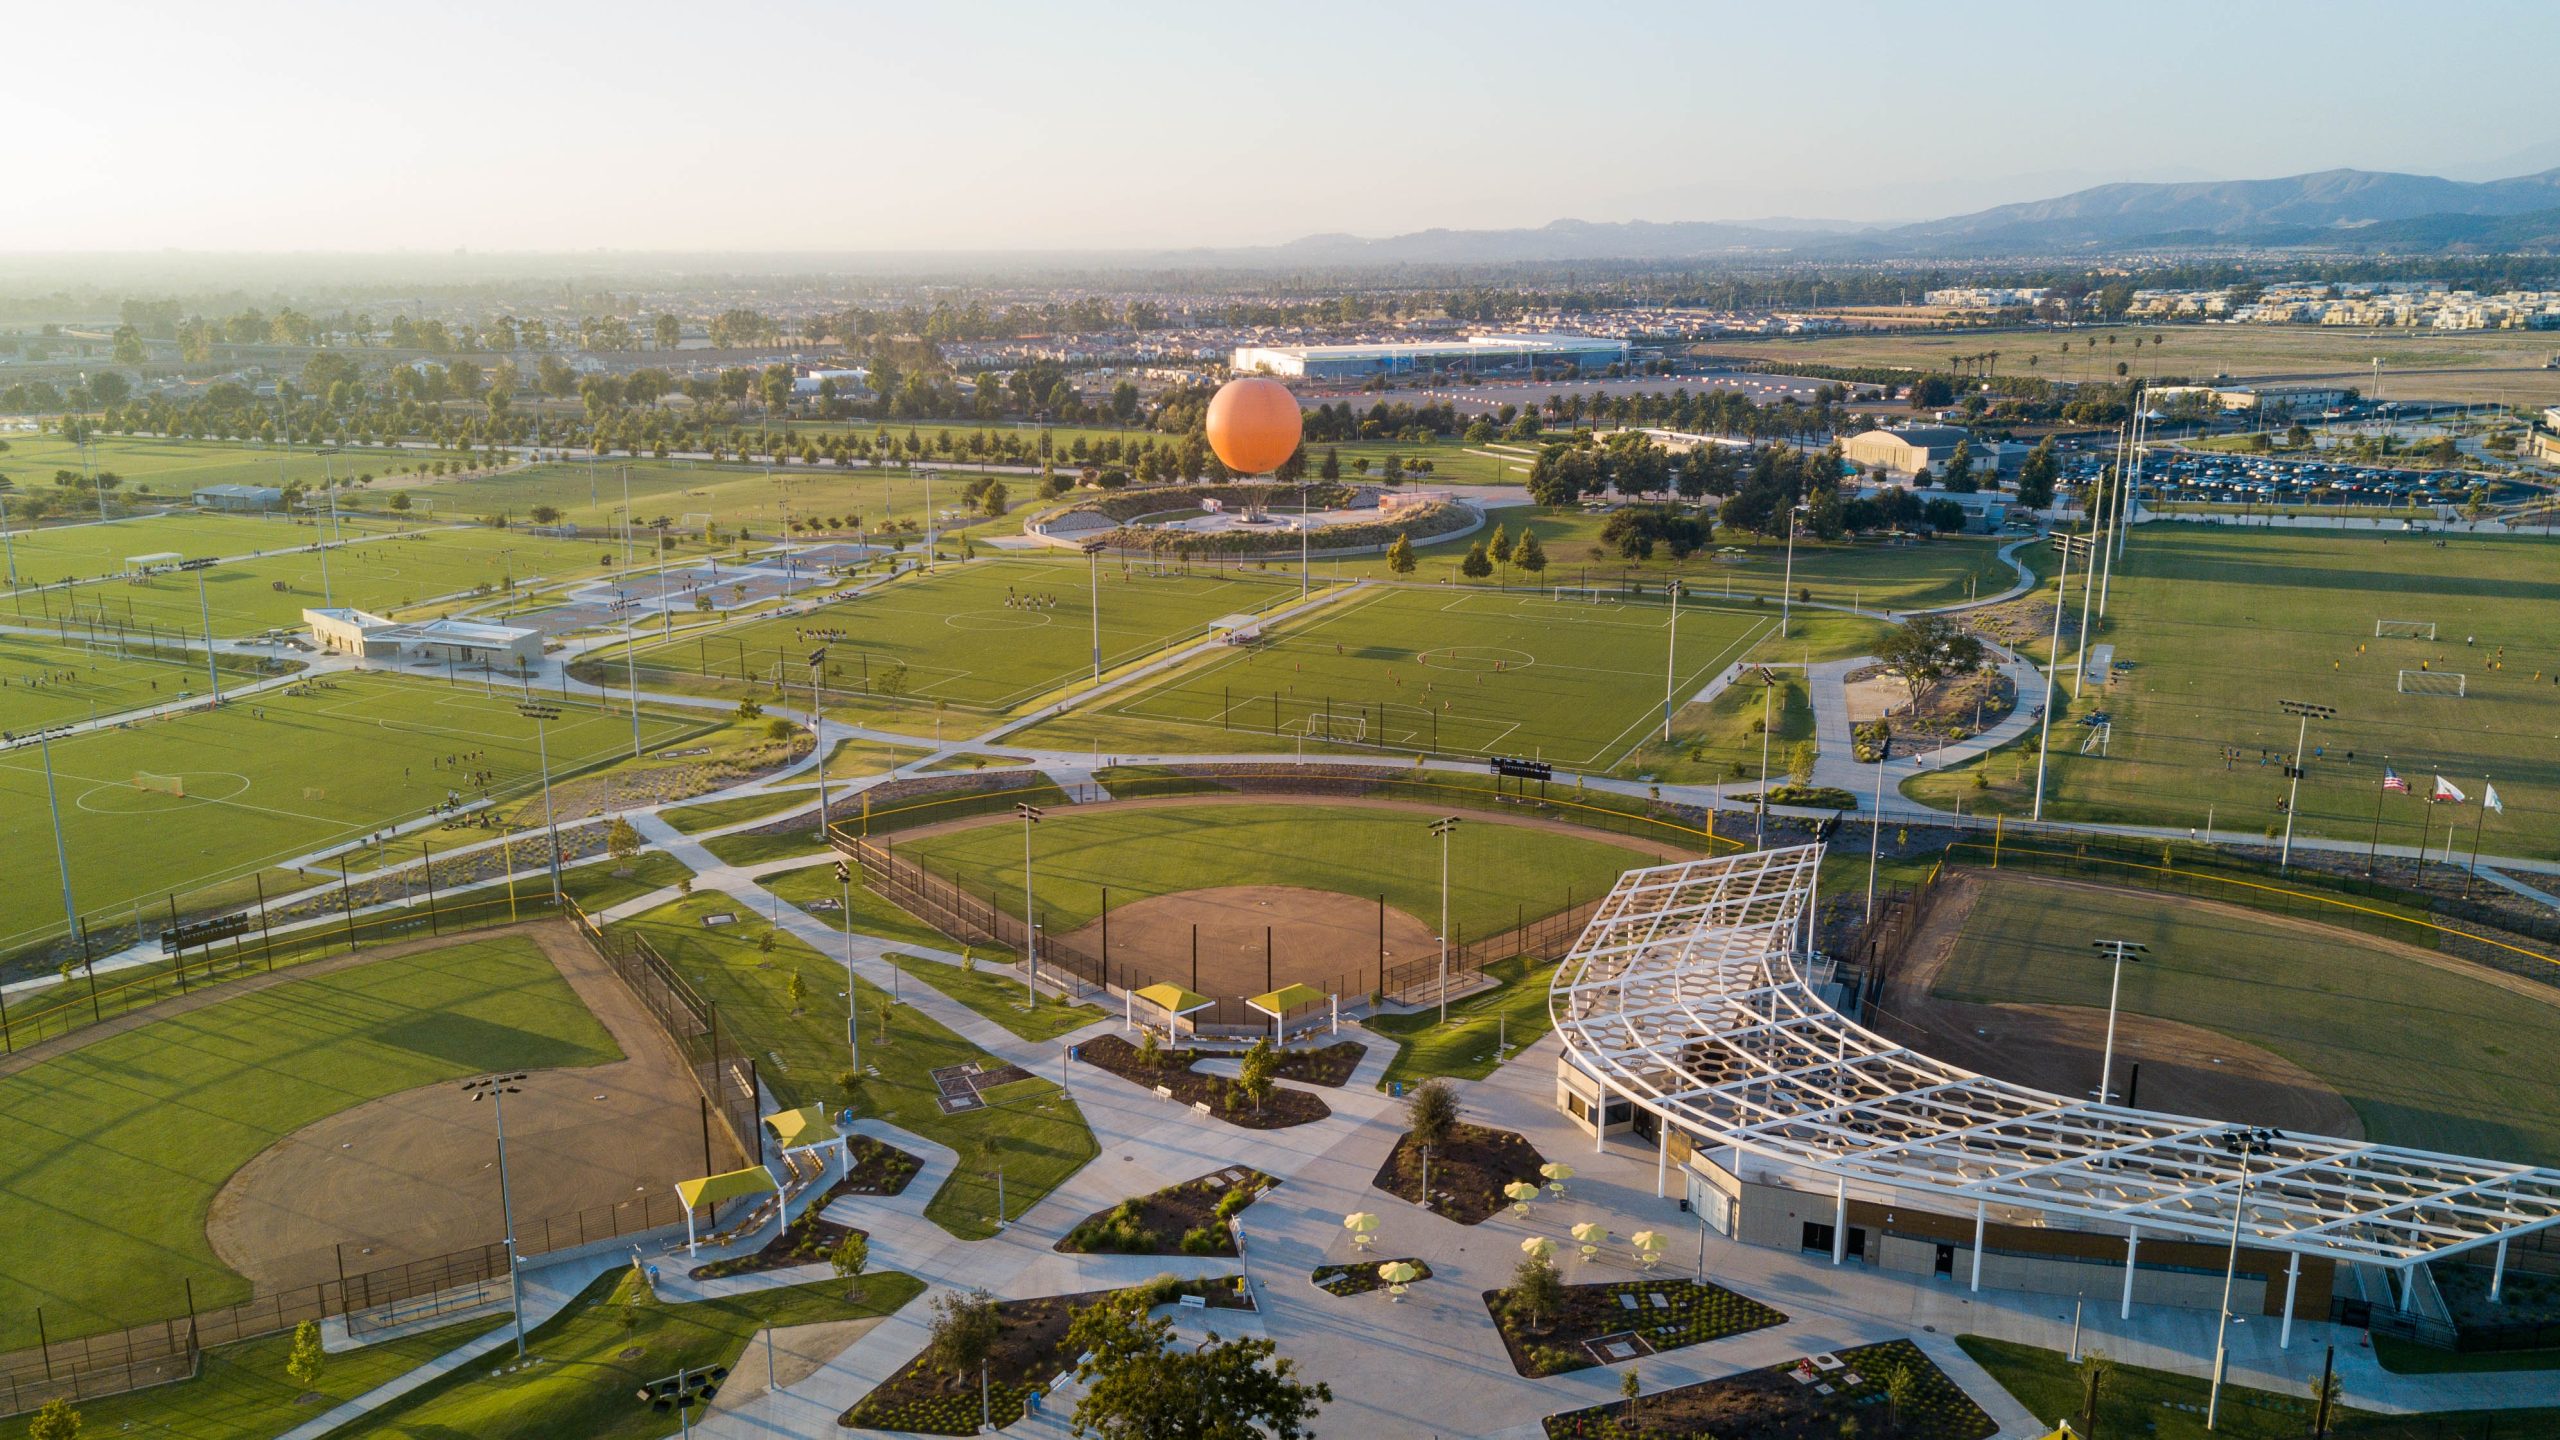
[1512,528,1548,578]
[1067,1296,1331,1440]
[1875,613,1985,707]
[1621,1365,1641,1424]
[1486,521,1512,578]
[1385,532,1417,576]
[286,1318,327,1395]
[606,816,642,868]
[926,1288,1001,1375]
[830,1231,869,1295]
[1459,540,1492,581]
[25,1399,79,1440]
[1785,738,1819,789]
[1505,1253,1564,1331]
[786,969,808,1014]
[1235,1037,1278,1116]
[1318,447,1341,482]
[2078,1350,2117,1437]
[1406,1078,1459,1152]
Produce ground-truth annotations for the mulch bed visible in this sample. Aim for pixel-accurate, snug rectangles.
[1055,1168,1275,1256]
[843,1277,1251,1436]
[1271,1040,1367,1087]
[1540,1337,1995,1440]
[1369,1121,1546,1225]
[836,1134,925,1196]
[1076,1034,1331,1129]
[1484,1277,1787,1378]
[1311,1257,1433,1297]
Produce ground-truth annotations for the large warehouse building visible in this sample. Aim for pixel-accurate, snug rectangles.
[1232,334,1631,380]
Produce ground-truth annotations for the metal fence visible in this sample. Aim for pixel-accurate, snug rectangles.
[566,901,765,1174]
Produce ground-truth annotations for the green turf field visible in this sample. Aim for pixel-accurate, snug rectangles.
[0,672,705,958]
[0,510,405,584]
[1907,526,2560,858]
[1072,582,1772,768]
[0,434,474,499]
[609,893,1096,1239]
[890,801,1657,940]
[23,524,627,637]
[420,456,1010,538]
[0,631,272,730]
[1934,873,2560,1164]
[0,934,620,1347]
[1615,670,1814,784]
[619,554,1303,715]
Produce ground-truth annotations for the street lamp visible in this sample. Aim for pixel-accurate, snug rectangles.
[2276,700,2335,873]
[2207,1125,2284,1432]
[2088,940,2148,1104]
[517,702,565,900]
[1430,816,1460,1025]
[1778,503,1812,640]
[1017,802,1044,999]
[178,557,221,703]
[462,1071,532,1358]
[1081,540,1105,685]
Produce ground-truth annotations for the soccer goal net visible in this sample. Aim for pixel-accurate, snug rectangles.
[1551,585,1617,605]
[680,512,714,533]
[2376,619,2437,640]
[132,772,186,797]
[1300,713,1368,743]
[2398,669,2467,697]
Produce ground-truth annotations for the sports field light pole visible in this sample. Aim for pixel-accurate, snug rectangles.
[1430,816,1460,1025]
[2275,699,2335,873]
[179,557,221,703]
[2030,524,2077,822]
[834,859,859,1073]
[2088,940,2148,1103]
[1017,802,1044,1000]
[1754,666,1780,848]
[0,477,20,588]
[1082,540,1104,685]
[517,702,565,900]
[462,1071,532,1358]
[622,465,643,757]
[2207,1125,2283,1432]
[1864,738,1892,924]
[23,727,81,951]
[806,644,833,835]
[1660,580,1683,742]
[1778,503,1810,639]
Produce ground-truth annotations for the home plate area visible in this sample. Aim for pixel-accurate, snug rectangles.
[930,1059,1031,1113]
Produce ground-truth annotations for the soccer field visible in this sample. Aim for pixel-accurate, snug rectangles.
[0,673,705,958]
[0,934,620,1348]
[1908,526,2560,858]
[21,524,625,637]
[0,631,270,730]
[0,434,475,497]
[1084,582,1774,769]
[420,457,1006,535]
[0,510,407,585]
[1933,873,2560,1165]
[622,554,1302,713]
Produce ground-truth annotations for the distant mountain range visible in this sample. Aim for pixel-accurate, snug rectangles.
[1232,167,2560,264]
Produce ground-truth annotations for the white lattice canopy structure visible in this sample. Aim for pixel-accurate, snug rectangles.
[1549,844,2560,1271]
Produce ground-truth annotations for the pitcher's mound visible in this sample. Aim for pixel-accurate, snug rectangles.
[1059,885,1438,1000]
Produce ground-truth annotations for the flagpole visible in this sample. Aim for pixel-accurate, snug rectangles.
[2463,780,2490,900]
[2365,758,2390,878]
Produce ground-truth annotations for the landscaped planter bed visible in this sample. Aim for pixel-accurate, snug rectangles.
[1485,1277,1786,1378]
[1056,1168,1275,1256]
[1311,1257,1434,1297]
[1076,1034,1331,1129]
[1369,1120,1546,1224]
[686,1138,921,1280]
[1540,1337,1994,1440]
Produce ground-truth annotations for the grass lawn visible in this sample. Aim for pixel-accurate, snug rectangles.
[3,1315,505,1440]
[32,524,624,637]
[659,788,817,835]
[556,850,691,913]
[1936,873,2560,1163]
[2373,1333,2560,1374]
[609,894,1095,1237]
[0,509,396,581]
[1068,582,1774,769]
[885,952,1099,1042]
[339,1267,924,1440]
[425,456,1016,536]
[1615,670,1814,785]
[762,859,953,952]
[888,802,1658,940]
[0,671,707,963]
[615,553,1302,720]
[1958,1334,2560,1438]
[0,630,276,730]
[1367,955,1558,1089]
[698,828,833,867]
[0,435,477,506]
[823,735,934,779]
[0,934,620,1347]
[1906,527,2560,858]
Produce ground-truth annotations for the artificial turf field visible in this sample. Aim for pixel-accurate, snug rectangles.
[26,523,625,637]
[0,434,473,498]
[619,554,1302,713]
[0,934,620,1348]
[1077,582,1773,768]
[0,510,405,584]
[0,672,704,955]
[0,631,268,730]
[1907,526,2560,859]
[1932,871,2560,1165]
[420,456,1002,536]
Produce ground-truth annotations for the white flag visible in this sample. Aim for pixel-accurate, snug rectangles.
[2484,783,2504,815]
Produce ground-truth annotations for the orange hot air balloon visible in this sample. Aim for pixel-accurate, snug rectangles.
[1205,376,1304,475]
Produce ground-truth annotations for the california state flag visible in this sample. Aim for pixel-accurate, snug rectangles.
[2432,775,2467,804]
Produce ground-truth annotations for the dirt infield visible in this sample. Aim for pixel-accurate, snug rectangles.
[1869,872,2366,1140]
[205,922,744,1293]
[1055,884,1441,1003]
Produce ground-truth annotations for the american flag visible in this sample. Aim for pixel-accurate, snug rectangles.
[2382,765,2408,793]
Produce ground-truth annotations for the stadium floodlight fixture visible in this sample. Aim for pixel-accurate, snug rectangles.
[177,557,223,702]
[17,725,82,949]
[1430,816,1461,1024]
[2208,1125,2286,1432]
[2087,940,2149,1105]
[1081,541,1106,683]
[1017,803,1045,995]
[804,645,832,839]
[2275,700,2337,873]
[461,1071,532,1357]
[517,703,566,900]
[1779,502,1813,640]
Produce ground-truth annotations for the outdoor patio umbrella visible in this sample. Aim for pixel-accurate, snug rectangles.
[1630,1230,1666,1267]
[1503,1181,1540,1216]
[1540,1161,1574,1196]
[1377,1260,1422,1301]
[1519,1235,1555,1260]
[1571,1221,1610,1260]
[1344,1212,1379,1248]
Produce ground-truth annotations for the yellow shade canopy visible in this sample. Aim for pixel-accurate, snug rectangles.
[674,1167,778,1210]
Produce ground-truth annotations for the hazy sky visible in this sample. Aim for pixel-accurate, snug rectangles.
[13,0,2556,254]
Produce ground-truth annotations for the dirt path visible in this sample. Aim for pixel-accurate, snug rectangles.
[1055,884,1443,1001]
[204,923,743,1294]
[1868,871,2367,1140]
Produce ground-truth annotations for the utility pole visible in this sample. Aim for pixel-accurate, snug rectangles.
[2276,699,2335,872]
